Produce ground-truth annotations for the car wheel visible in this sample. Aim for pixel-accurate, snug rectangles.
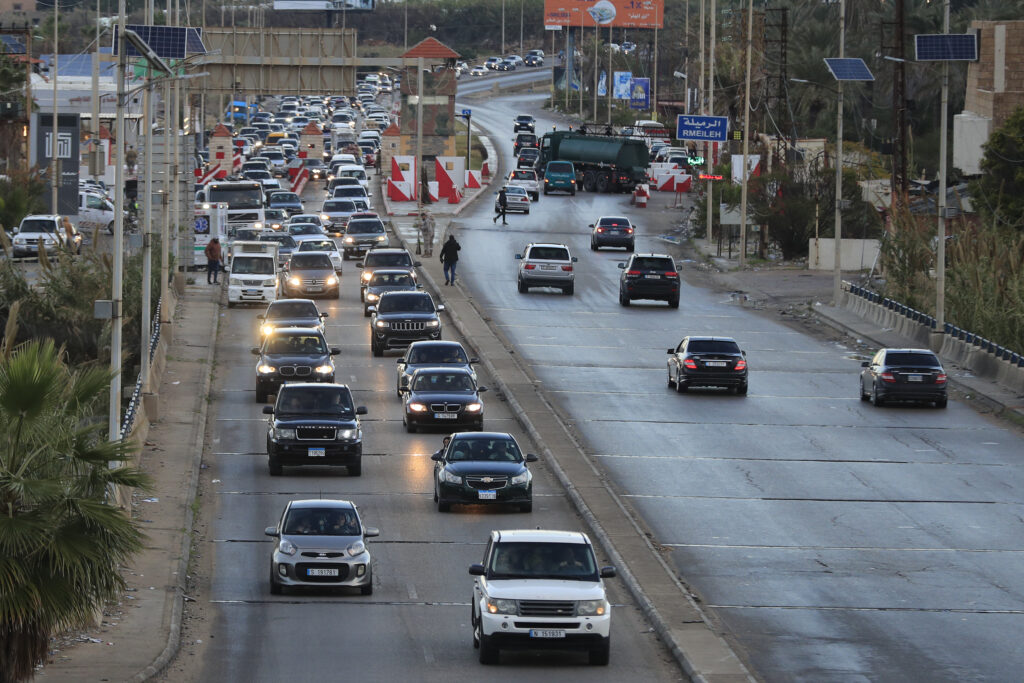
[871,384,885,407]
[269,566,283,595]
[372,342,384,357]
[570,188,576,196]
[268,458,283,476]
[360,290,365,302]
[334,289,340,299]
[363,308,371,318]
[525,208,530,215]
[589,638,611,666]
[591,240,598,251]
[472,608,480,648]
[106,222,115,235]
[737,383,748,396]
[936,397,948,409]
[564,283,574,296]
[668,296,680,309]
[360,569,373,595]
[596,172,611,193]
[437,500,451,512]
[227,301,236,309]
[543,187,549,196]
[667,368,676,388]
[859,379,870,401]
[675,372,687,393]
[478,632,499,665]
[517,278,527,294]
[619,290,630,306]
[627,242,635,253]
[519,501,532,513]
[348,461,362,477]
[405,419,417,434]
[582,171,597,192]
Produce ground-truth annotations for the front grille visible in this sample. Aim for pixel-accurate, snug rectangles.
[297,425,335,440]
[300,551,344,558]
[229,211,261,223]
[465,475,508,490]
[294,563,350,582]
[279,365,312,377]
[242,279,262,286]
[391,321,425,332]
[518,600,576,617]
[514,621,581,630]
[429,403,463,413]
[301,278,326,286]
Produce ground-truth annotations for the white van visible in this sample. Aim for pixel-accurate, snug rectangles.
[227,240,280,307]
[335,164,369,189]
[78,191,118,234]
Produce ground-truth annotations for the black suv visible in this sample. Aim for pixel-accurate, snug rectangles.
[368,291,445,357]
[667,336,748,395]
[263,383,367,476]
[513,115,536,133]
[617,253,680,308]
[357,247,420,301]
[251,327,341,402]
[860,348,948,408]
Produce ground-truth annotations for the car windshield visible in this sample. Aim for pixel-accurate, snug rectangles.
[260,234,297,248]
[290,253,333,269]
[271,193,300,203]
[289,225,321,235]
[283,507,360,536]
[265,334,327,355]
[630,257,674,271]
[446,436,521,462]
[409,345,468,364]
[366,252,410,267]
[886,352,940,366]
[19,219,56,233]
[547,162,573,173]
[528,246,570,261]
[231,256,275,275]
[299,240,335,252]
[347,220,385,235]
[517,134,536,144]
[598,217,629,227]
[340,169,366,180]
[687,339,741,354]
[488,542,597,581]
[268,301,319,319]
[412,372,474,392]
[233,229,261,241]
[378,293,433,313]
[370,272,414,286]
[506,187,527,196]
[324,200,357,213]
[334,187,367,198]
[511,171,535,180]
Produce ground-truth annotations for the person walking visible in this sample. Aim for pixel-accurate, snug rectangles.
[493,187,508,225]
[125,145,138,175]
[204,238,222,285]
[439,234,461,286]
[419,208,435,257]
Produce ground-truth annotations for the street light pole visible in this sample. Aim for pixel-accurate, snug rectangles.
[141,0,154,393]
[705,0,715,243]
[936,0,950,329]
[738,0,753,268]
[833,0,845,306]
[111,0,128,442]
[51,0,59,213]
[501,0,506,56]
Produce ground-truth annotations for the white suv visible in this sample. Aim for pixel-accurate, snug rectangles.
[469,529,615,665]
[514,243,577,295]
[11,215,82,257]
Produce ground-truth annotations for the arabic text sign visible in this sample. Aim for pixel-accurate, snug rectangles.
[544,0,663,29]
[629,78,650,110]
[676,115,729,142]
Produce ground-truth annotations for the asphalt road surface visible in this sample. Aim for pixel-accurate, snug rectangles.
[188,181,682,680]
[452,92,1024,681]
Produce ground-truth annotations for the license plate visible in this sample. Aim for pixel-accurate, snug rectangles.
[705,361,727,367]
[478,490,497,500]
[434,412,458,419]
[308,447,326,457]
[541,265,556,270]
[307,567,338,577]
[530,629,566,639]
[243,289,261,295]
[644,274,660,279]
[907,375,923,382]
[306,286,323,292]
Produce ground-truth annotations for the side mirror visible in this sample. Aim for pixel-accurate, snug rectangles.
[331,347,341,355]
[264,526,279,537]
[617,263,626,269]
[667,348,675,354]
[588,224,594,228]
[262,406,274,415]
[356,406,368,415]
[525,453,539,463]
[367,306,376,314]
[363,527,380,538]
[257,314,265,320]
[396,357,404,364]
[436,304,445,312]
[250,347,261,355]
[416,283,424,289]
[320,312,329,318]
[478,386,488,393]
[572,256,578,262]
[861,361,869,367]
[600,566,617,579]
[430,451,443,461]
[470,358,480,364]
[356,263,363,268]
[413,261,422,267]
[468,564,486,576]
[515,254,523,260]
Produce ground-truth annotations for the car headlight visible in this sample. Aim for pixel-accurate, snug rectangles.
[344,236,355,243]
[376,235,387,241]
[374,320,389,328]
[425,320,439,327]
[336,428,358,440]
[321,213,331,221]
[361,271,373,282]
[486,598,517,615]
[346,540,366,557]
[464,402,482,413]
[288,276,301,286]
[278,539,297,556]
[260,324,275,336]
[253,221,264,229]
[326,275,338,286]
[273,427,296,439]
[577,599,608,616]
[258,364,277,374]
[407,402,427,412]
[365,292,379,302]
[315,364,333,374]
[510,470,531,485]
[265,279,277,288]
[441,468,462,484]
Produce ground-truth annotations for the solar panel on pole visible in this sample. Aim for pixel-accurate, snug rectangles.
[824,58,875,82]
[113,25,187,59]
[915,34,978,61]
[186,28,207,55]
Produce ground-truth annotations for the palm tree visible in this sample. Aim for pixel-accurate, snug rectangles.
[0,315,150,683]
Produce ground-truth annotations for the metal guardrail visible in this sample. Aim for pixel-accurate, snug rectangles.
[842,281,1024,367]
[120,298,162,441]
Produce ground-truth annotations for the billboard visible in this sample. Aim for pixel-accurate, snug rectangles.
[30,113,80,215]
[273,0,374,10]
[629,78,649,110]
[613,71,632,99]
[544,0,663,29]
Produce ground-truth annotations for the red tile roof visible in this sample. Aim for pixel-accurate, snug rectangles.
[301,121,322,135]
[212,123,232,137]
[401,37,460,60]
[382,122,400,136]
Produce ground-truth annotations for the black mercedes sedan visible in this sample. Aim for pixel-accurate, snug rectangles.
[432,432,537,513]
[403,367,487,433]
[257,298,327,339]
[667,336,748,395]
[860,347,948,408]
[252,327,340,402]
[263,383,367,476]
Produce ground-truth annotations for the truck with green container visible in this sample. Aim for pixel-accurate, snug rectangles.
[536,131,650,193]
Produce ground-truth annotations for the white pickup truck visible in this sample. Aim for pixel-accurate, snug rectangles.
[469,529,615,665]
[506,169,540,201]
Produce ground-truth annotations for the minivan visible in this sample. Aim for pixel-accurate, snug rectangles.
[543,161,576,195]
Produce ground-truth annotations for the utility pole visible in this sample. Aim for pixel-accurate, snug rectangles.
[936,0,950,329]
[91,0,100,180]
[833,0,845,306]
[738,0,754,269]
[51,0,59,213]
[111,0,128,442]
[705,0,715,243]
[141,0,154,393]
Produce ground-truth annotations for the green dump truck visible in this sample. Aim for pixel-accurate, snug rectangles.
[536,131,650,193]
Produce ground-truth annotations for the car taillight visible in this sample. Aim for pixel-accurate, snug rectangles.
[935,372,947,384]
[626,270,642,276]
[665,271,678,277]
[625,227,634,234]
[524,264,536,270]
[683,359,698,369]
[561,265,573,272]
[881,371,896,383]
[596,227,604,232]
[734,360,746,371]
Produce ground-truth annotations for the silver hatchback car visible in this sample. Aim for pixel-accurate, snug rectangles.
[265,499,379,595]
[515,242,578,295]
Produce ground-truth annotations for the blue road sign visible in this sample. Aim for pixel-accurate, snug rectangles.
[461,109,471,117]
[675,115,729,142]
[629,78,650,110]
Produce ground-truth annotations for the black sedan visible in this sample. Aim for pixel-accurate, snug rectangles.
[667,336,748,395]
[363,268,420,317]
[860,348,948,408]
[257,298,327,338]
[252,327,340,402]
[590,216,636,251]
[431,432,537,512]
[403,368,487,433]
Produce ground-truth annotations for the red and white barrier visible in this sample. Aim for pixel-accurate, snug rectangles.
[655,173,677,192]
[465,170,482,189]
[448,187,462,204]
[196,163,221,186]
[481,160,492,177]
[435,157,466,201]
[427,181,439,203]
[674,174,692,192]
[290,167,310,194]
[387,179,414,202]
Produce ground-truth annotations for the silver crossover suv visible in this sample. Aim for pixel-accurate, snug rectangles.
[265,499,379,595]
[515,242,578,295]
